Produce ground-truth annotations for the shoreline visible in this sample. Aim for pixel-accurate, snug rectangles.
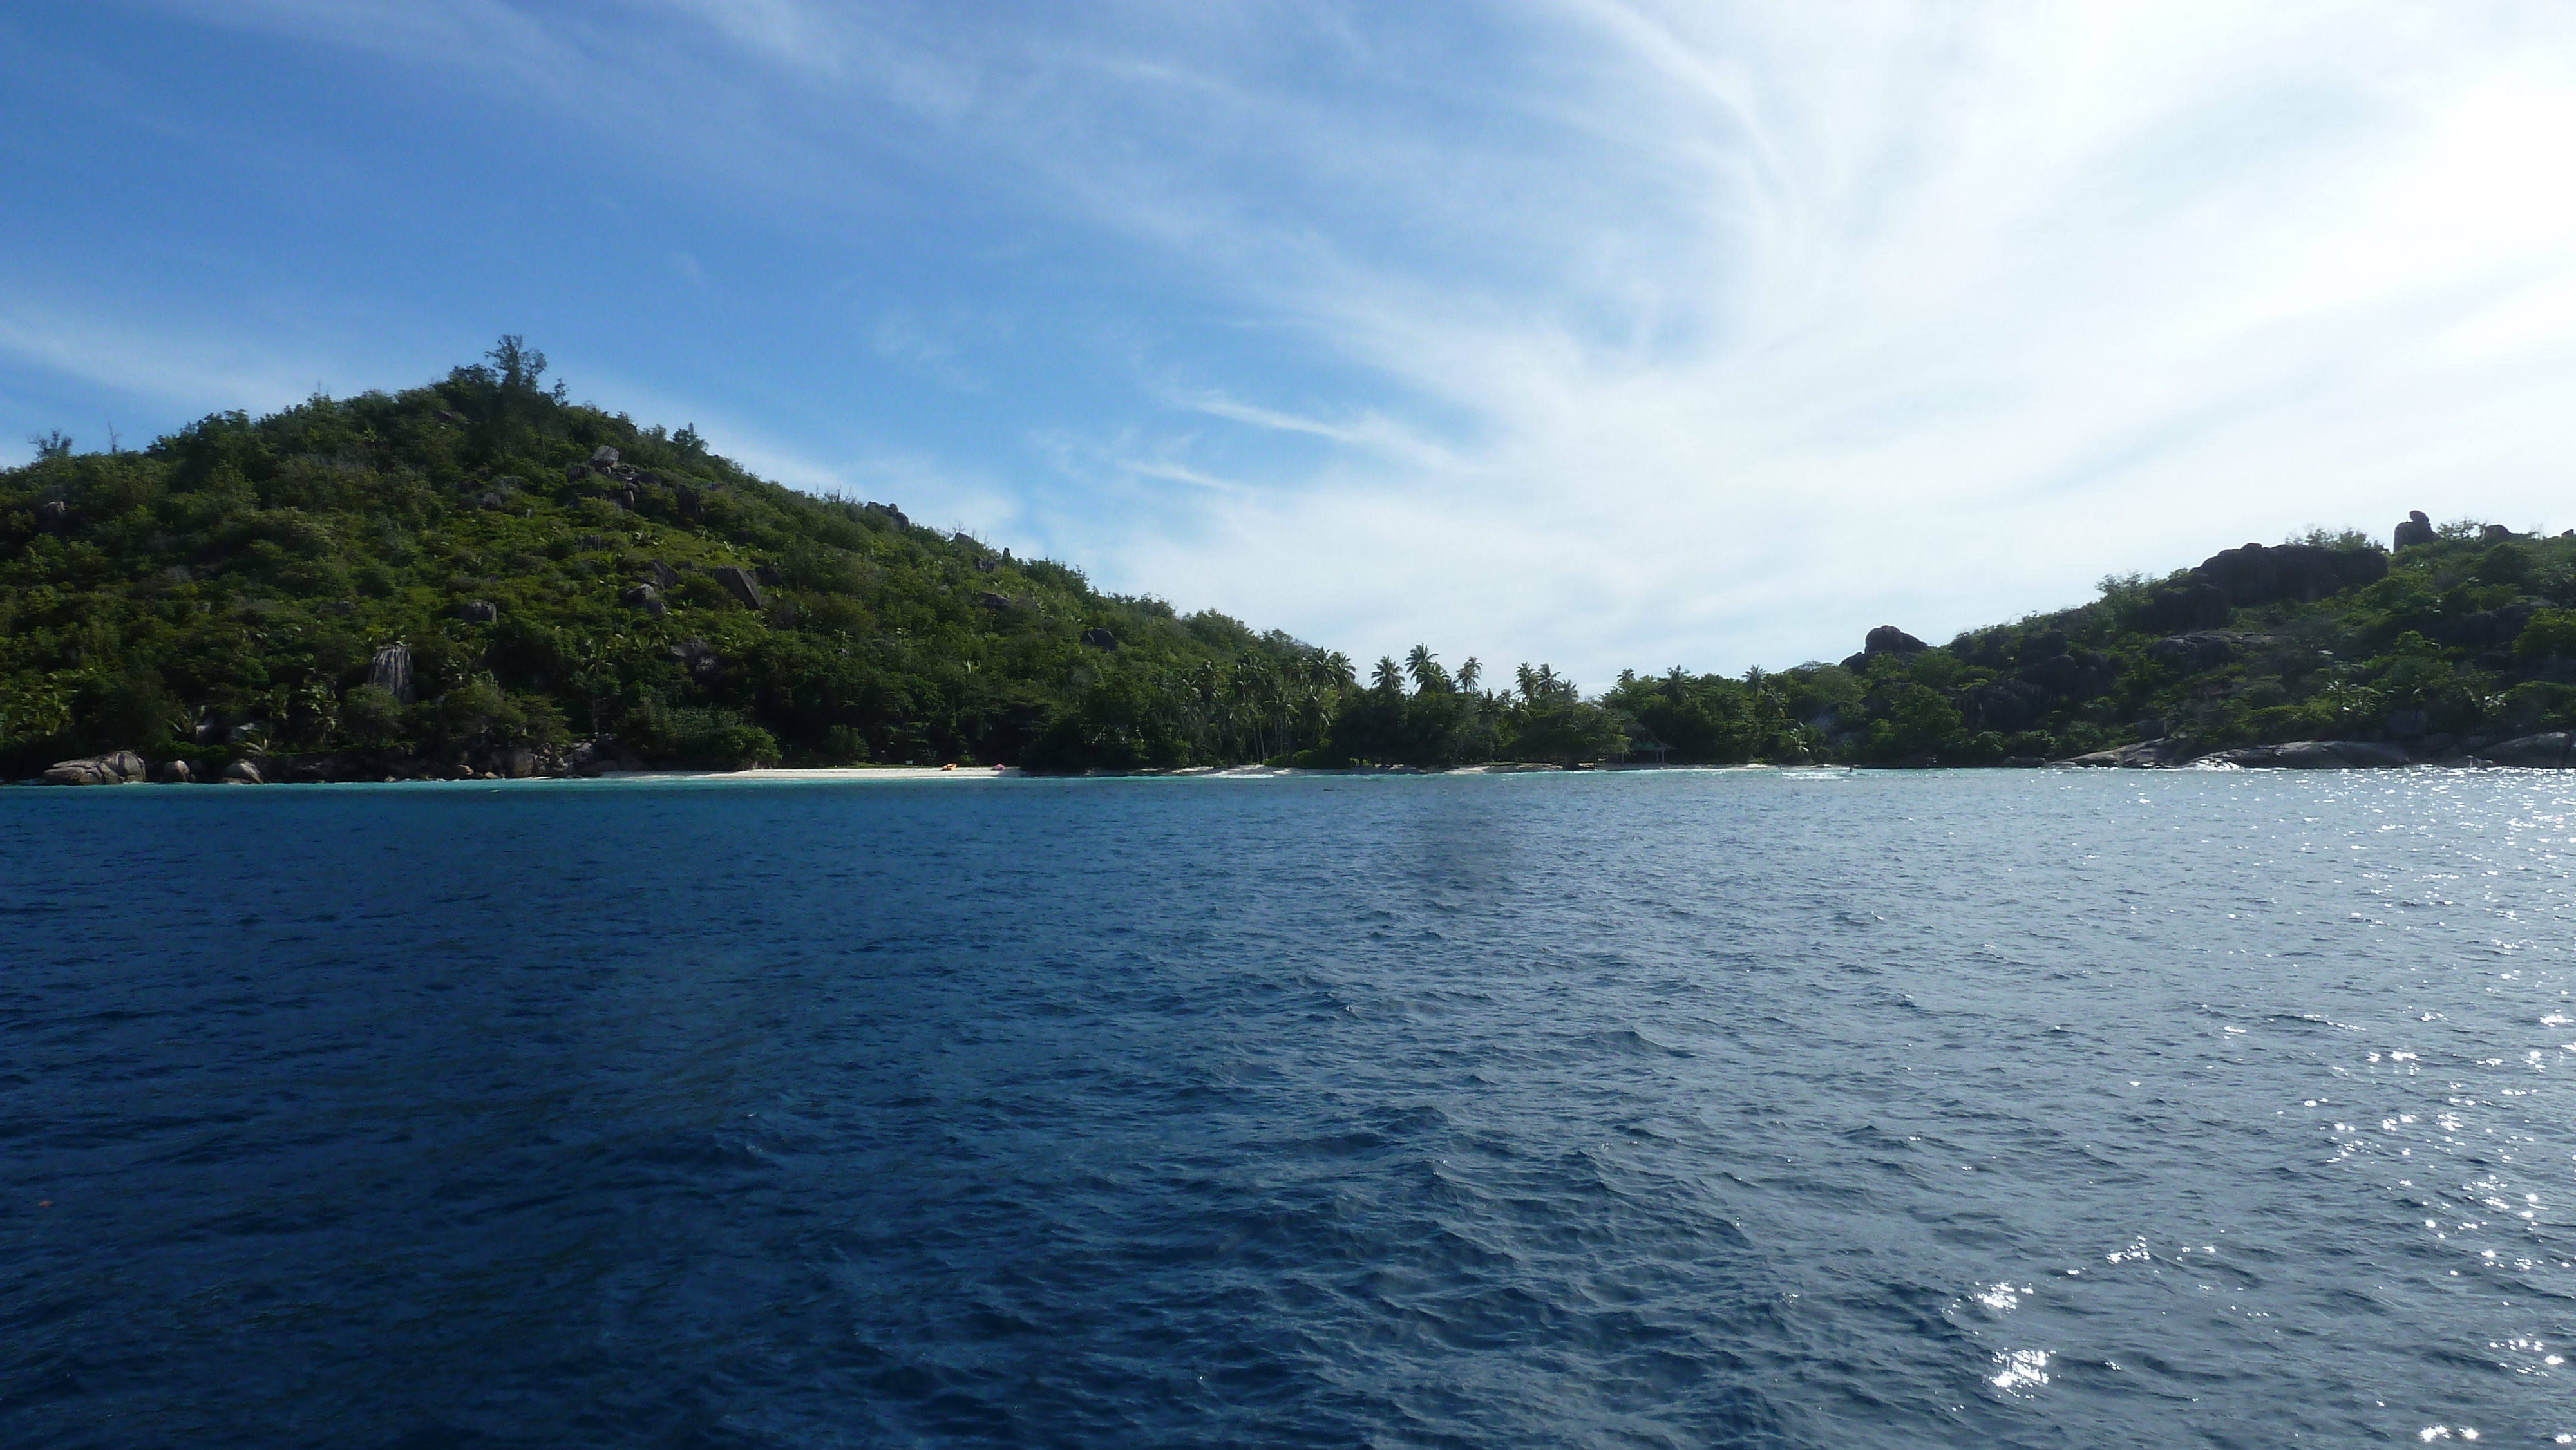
[17,751,2576,789]
[9,760,1834,789]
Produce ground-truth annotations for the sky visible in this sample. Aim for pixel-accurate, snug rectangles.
[5,2,2575,684]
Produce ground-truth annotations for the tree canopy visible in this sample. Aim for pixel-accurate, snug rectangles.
[8,346,2573,778]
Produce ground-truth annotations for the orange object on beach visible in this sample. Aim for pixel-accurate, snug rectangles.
[942,762,957,771]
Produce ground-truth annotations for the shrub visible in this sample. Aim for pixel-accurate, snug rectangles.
[75,669,182,753]
[2515,609,2576,662]
[341,684,405,748]
[668,708,776,768]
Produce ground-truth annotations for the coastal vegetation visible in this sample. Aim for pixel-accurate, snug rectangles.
[7,343,2575,780]
[1748,518,2576,768]
[0,342,1618,780]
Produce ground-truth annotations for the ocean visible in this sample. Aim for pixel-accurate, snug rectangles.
[3,768,2571,1447]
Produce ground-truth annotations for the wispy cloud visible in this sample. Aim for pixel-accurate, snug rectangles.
[868,312,985,393]
[1176,392,1460,471]
[1030,426,1255,500]
[0,301,352,420]
[1027,1,2576,679]
[33,1,2576,682]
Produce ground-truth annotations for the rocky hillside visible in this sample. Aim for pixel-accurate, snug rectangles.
[1732,511,2576,769]
[9,340,2571,781]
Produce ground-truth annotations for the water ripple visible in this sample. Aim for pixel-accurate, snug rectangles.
[2,769,2573,1445]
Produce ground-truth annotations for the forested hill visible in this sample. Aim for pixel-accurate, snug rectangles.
[0,341,1368,780]
[6,341,2575,781]
[1629,516,2576,770]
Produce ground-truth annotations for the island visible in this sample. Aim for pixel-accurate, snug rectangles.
[9,342,2575,782]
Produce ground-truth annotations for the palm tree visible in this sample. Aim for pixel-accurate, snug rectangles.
[1405,644,1441,694]
[1295,652,1344,751]
[1263,659,1294,757]
[1515,663,1567,704]
[1220,660,1249,760]
[1373,655,1405,693]
[1234,654,1274,760]
[1457,657,1481,692]
[558,632,623,735]
[1182,659,1224,757]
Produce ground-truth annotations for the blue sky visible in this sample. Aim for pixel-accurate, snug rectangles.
[7,3,2576,683]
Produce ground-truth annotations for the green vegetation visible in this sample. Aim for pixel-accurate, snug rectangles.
[1700,521,2576,766]
[0,342,1615,778]
[7,343,2571,779]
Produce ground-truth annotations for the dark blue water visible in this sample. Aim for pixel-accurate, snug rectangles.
[4,769,2573,1447]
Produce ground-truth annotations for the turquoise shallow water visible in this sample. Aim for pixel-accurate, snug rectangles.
[3,767,2573,1447]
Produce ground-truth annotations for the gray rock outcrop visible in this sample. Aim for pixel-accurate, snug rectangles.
[647,560,680,589]
[43,751,147,785]
[2202,740,2412,769]
[2055,739,2191,769]
[2193,540,2387,608]
[370,644,415,704]
[154,759,193,784]
[2141,541,2387,631]
[220,758,265,784]
[1081,627,1117,650]
[565,740,618,777]
[454,601,498,624]
[712,565,765,610]
[591,445,620,468]
[666,638,720,682]
[2471,733,2576,768]
[1838,625,1932,672]
[2393,510,2435,549]
[2138,579,2230,632]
